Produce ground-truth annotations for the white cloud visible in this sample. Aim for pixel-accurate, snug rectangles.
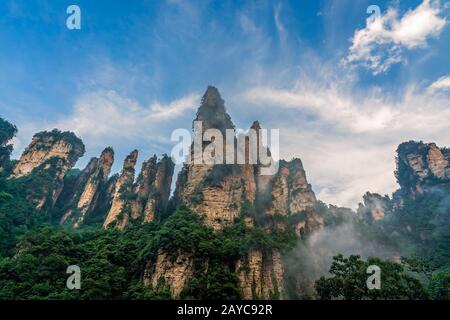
[274,3,286,36]
[149,94,200,119]
[241,70,450,208]
[345,0,446,74]
[53,91,199,147]
[9,90,200,173]
[428,75,450,92]
[243,84,398,133]
[239,14,258,34]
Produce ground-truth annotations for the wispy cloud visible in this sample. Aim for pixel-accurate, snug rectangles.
[240,65,450,208]
[344,0,446,74]
[11,90,198,159]
[428,75,450,92]
[149,94,199,119]
[54,90,199,146]
[274,3,286,37]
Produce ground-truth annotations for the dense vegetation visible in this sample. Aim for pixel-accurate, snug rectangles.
[315,254,428,300]
[1,117,449,300]
[0,200,297,299]
[0,117,17,171]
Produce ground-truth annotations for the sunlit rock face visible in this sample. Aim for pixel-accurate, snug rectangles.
[236,250,285,300]
[13,130,84,178]
[11,129,85,210]
[143,249,194,298]
[396,141,450,197]
[60,147,114,228]
[155,86,321,299]
[357,192,390,222]
[103,150,139,230]
[103,151,175,230]
[142,155,175,222]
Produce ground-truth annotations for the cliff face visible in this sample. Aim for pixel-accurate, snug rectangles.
[103,150,138,230]
[236,250,285,299]
[142,155,175,222]
[13,130,84,178]
[396,141,450,197]
[152,86,320,298]
[357,192,390,222]
[172,86,249,230]
[358,141,450,222]
[144,250,194,297]
[11,130,85,210]
[131,156,158,220]
[265,159,320,235]
[3,88,322,300]
[60,148,114,228]
[103,152,175,230]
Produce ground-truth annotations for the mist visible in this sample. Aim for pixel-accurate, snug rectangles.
[284,217,397,298]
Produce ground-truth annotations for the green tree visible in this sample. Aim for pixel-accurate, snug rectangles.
[315,254,428,300]
[0,117,17,173]
[428,268,450,300]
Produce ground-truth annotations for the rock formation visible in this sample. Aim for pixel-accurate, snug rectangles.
[141,155,175,222]
[396,141,450,197]
[11,129,85,210]
[265,159,320,235]
[13,129,84,178]
[144,250,194,297]
[150,86,320,298]
[2,88,324,300]
[130,155,158,220]
[93,173,119,218]
[103,150,138,230]
[60,147,114,228]
[357,192,390,222]
[103,151,175,230]
[236,250,285,299]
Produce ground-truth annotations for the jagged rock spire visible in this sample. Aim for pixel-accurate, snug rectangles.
[396,141,450,196]
[130,155,158,220]
[103,151,175,229]
[11,129,85,210]
[250,120,261,131]
[60,147,114,228]
[141,154,175,222]
[12,129,85,178]
[103,149,138,229]
[194,85,235,134]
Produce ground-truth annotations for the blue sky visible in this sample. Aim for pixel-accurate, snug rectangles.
[1,0,449,207]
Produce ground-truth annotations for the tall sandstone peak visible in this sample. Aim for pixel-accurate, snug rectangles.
[195,85,234,134]
[60,147,114,228]
[357,192,390,222]
[142,155,175,222]
[130,154,175,223]
[13,129,84,178]
[396,141,450,196]
[130,155,158,221]
[103,151,175,230]
[173,87,254,230]
[103,149,138,230]
[149,86,320,299]
[11,129,85,210]
[265,159,320,237]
